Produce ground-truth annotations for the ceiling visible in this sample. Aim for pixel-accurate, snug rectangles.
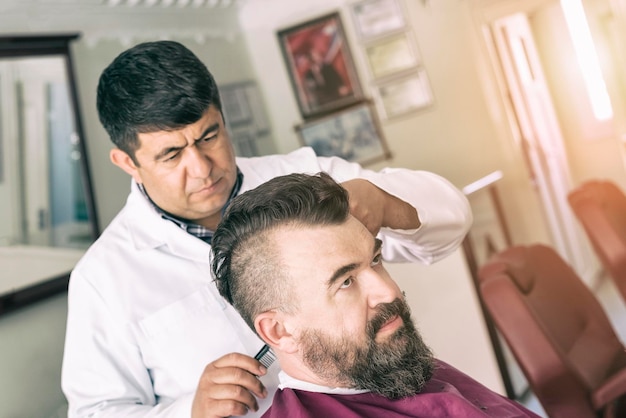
[31,0,244,6]
[0,0,248,46]
[101,0,242,7]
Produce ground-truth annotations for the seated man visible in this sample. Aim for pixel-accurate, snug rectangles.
[211,172,541,417]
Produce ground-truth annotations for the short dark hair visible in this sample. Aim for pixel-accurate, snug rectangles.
[96,40,222,162]
[211,172,350,331]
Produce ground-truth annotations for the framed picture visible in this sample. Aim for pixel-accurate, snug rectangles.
[365,32,420,80]
[350,0,406,41]
[220,81,270,133]
[373,69,434,119]
[296,102,391,165]
[278,12,364,119]
[220,83,253,127]
[219,81,272,158]
[229,128,259,158]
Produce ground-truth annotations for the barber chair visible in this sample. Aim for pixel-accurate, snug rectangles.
[568,180,626,304]
[477,244,626,418]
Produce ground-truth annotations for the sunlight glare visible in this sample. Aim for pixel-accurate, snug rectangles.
[561,0,613,120]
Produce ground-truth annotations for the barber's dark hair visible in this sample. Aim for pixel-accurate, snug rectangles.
[96,40,222,163]
[211,172,349,332]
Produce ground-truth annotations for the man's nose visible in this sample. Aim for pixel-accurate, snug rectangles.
[185,146,212,178]
[365,269,400,308]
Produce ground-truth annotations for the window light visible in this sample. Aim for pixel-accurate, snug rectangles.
[561,0,613,120]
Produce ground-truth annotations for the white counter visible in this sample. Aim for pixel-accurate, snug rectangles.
[0,245,84,296]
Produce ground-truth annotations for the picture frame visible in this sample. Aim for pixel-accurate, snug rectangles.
[278,12,364,119]
[295,101,391,165]
[229,128,259,158]
[219,81,271,158]
[350,0,407,41]
[219,83,253,127]
[364,32,420,80]
[372,69,434,120]
[220,81,270,133]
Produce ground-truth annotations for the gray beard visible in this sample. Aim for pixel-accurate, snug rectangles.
[299,298,435,399]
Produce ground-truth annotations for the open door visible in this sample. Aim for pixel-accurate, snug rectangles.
[490,12,598,283]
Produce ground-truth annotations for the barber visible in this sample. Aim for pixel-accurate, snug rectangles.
[61,40,472,418]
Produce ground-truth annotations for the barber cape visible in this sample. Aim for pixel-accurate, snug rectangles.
[262,359,540,418]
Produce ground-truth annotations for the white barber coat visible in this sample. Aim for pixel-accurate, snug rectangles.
[62,147,471,417]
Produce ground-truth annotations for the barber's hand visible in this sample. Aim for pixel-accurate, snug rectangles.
[191,352,268,418]
[341,179,386,235]
[341,179,420,235]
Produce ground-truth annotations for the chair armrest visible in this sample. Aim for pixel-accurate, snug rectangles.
[592,367,626,408]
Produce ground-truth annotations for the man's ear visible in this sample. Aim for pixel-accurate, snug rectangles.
[255,311,298,354]
[110,148,142,184]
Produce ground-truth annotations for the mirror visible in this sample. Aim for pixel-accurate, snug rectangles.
[0,34,98,251]
[0,34,99,309]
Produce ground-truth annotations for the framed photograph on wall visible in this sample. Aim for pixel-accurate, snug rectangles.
[220,81,270,133]
[295,101,391,165]
[229,129,259,158]
[350,0,406,41]
[373,68,434,119]
[219,83,253,127]
[278,12,364,119]
[219,81,272,158]
[364,32,420,80]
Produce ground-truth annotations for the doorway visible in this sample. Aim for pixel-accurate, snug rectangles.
[489,9,599,283]
[0,56,94,249]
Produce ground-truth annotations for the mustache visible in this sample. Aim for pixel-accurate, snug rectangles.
[367,298,411,337]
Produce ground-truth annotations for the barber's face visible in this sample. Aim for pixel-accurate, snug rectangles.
[112,105,237,230]
[276,217,433,397]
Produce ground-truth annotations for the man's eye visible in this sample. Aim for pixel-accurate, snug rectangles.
[201,134,218,143]
[371,253,383,267]
[166,152,181,162]
[340,277,354,289]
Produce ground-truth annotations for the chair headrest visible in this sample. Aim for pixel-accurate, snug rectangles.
[569,180,626,209]
[478,246,536,294]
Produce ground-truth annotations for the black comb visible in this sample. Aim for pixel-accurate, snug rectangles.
[254,344,276,369]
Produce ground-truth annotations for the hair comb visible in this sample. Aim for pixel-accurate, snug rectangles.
[254,344,276,370]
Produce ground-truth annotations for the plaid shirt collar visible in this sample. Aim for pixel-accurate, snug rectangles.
[138,168,243,244]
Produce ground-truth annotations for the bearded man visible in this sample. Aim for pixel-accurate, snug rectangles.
[211,172,540,417]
